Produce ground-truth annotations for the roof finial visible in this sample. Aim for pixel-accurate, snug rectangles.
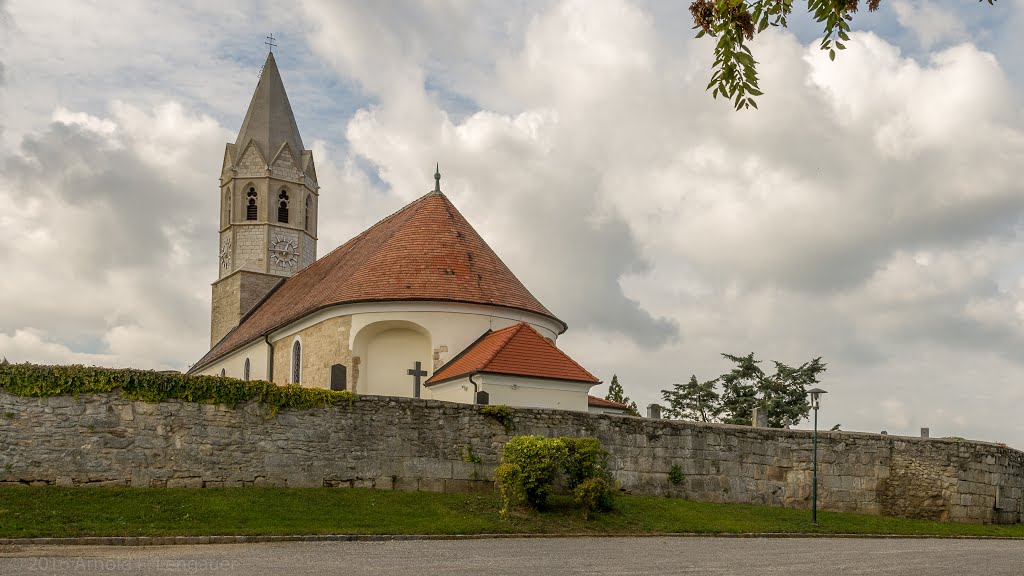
[265,33,277,53]
[434,163,441,193]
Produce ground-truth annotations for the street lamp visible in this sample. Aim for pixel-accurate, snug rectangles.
[808,387,827,524]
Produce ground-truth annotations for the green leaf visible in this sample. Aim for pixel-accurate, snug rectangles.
[829,48,836,61]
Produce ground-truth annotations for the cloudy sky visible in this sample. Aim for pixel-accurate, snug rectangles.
[2,0,1023,447]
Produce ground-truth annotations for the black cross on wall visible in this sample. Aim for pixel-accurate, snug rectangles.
[408,361,428,398]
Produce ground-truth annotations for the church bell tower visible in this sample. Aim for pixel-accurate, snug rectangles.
[211,50,319,346]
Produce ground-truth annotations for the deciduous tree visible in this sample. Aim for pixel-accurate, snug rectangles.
[690,0,997,110]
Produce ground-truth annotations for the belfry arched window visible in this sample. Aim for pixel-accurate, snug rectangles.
[304,196,311,231]
[278,190,289,224]
[291,340,302,384]
[225,190,232,224]
[246,188,258,220]
[243,358,251,381]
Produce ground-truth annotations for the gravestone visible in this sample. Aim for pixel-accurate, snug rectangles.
[752,407,768,428]
[330,364,347,391]
[647,404,662,419]
[476,390,490,405]
[920,427,929,438]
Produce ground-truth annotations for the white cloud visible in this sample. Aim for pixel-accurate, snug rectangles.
[3,0,1024,448]
[0,102,231,370]
[892,0,967,49]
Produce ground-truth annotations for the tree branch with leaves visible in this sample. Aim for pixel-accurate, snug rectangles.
[691,0,997,110]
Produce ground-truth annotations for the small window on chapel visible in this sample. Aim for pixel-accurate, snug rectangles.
[278,190,289,224]
[246,188,258,220]
[220,368,226,377]
[243,358,251,381]
[291,340,301,384]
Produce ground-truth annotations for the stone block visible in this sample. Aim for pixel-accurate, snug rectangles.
[167,477,203,489]
[393,477,418,492]
[417,478,446,492]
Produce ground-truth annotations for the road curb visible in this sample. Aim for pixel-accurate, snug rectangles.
[1,532,1022,547]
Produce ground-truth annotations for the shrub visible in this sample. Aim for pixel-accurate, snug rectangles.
[573,476,613,516]
[499,435,567,512]
[669,464,684,486]
[496,435,616,517]
[0,362,357,417]
[561,437,608,489]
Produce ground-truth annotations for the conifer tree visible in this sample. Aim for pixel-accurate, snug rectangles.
[660,354,826,427]
[662,375,721,422]
[605,374,641,417]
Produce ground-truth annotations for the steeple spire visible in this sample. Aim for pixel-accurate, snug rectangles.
[235,51,304,157]
[434,163,441,193]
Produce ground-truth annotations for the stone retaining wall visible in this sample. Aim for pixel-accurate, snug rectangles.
[1,392,1021,524]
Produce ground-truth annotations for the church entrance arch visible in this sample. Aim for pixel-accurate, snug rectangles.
[352,320,431,398]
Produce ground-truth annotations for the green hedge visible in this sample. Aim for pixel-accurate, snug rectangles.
[0,362,356,416]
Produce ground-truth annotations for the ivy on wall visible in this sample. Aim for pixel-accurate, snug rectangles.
[0,363,357,417]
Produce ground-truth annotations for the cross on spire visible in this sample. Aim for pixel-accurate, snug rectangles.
[434,163,441,193]
[265,33,277,52]
[408,361,428,398]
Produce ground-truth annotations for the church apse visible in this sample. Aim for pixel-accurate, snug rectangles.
[352,320,432,398]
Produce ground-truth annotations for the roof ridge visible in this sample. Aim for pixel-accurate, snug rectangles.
[477,323,526,370]
[516,323,599,381]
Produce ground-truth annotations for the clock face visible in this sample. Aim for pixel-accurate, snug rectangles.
[219,238,232,269]
[270,236,299,268]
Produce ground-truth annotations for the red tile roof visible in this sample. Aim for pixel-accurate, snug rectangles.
[587,395,629,410]
[425,322,600,386]
[191,192,565,372]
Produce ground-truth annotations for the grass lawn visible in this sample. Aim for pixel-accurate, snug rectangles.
[0,487,1022,539]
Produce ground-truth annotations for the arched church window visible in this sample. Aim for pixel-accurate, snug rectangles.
[246,188,258,220]
[225,190,232,224]
[243,358,250,381]
[304,196,311,231]
[278,190,290,224]
[291,340,302,384]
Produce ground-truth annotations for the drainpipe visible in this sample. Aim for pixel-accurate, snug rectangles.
[468,373,480,404]
[264,334,274,382]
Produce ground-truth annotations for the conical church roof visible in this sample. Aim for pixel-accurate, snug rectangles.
[192,190,564,371]
[234,52,305,157]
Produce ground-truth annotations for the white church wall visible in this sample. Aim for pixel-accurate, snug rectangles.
[258,301,565,395]
[426,377,476,404]
[479,374,593,412]
[426,374,592,412]
[194,338,270,382]
[345,304,560,371]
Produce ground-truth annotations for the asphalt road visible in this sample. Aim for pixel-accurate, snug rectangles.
[3,537,1024,576]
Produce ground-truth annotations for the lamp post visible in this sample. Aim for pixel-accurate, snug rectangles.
[808,387,827,525]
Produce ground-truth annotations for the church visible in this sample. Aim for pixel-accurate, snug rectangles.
[189,51,628,415]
